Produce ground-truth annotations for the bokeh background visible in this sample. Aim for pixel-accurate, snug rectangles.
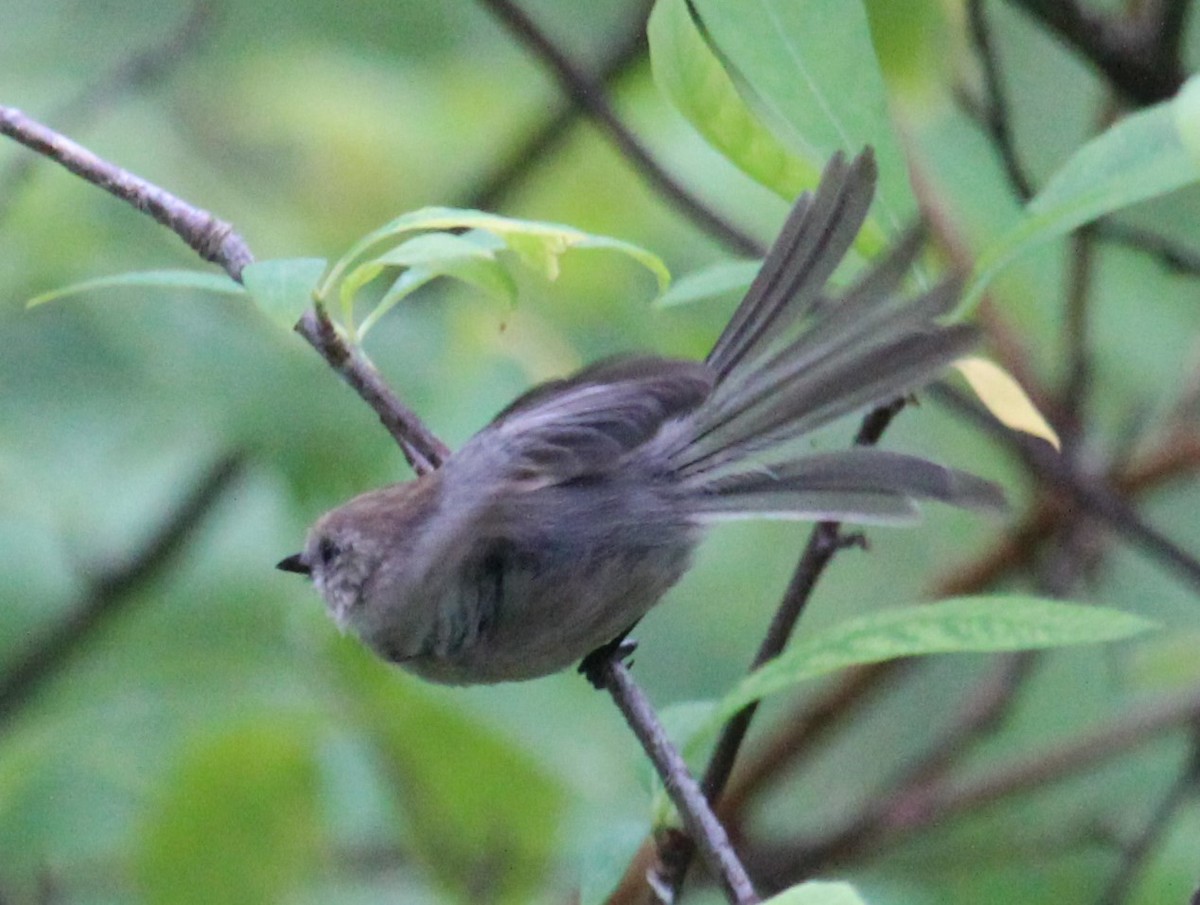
[2,1,1200,903]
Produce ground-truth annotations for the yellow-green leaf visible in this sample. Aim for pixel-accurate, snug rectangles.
[954,356,1061,450]
[648,0,818,199]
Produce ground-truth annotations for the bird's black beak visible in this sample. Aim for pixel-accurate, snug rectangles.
[276,553,311,576]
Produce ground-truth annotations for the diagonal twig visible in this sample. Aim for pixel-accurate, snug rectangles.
[932,383,1200,593]
[477,0,763,257]
[594,655,759,905]
[964,0,1200,276]
[0,454,243,727]
[0,105,447,475]
[651,399,905,899]
[463,0,654,211]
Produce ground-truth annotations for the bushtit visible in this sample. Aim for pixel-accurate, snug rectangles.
[278,150,1004,685]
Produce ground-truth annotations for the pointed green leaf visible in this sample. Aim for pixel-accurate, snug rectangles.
[692,0,914,238]
[355,233,517,338]
[964,75,1200,310]
[649,0,819,199]
[241,258,327,331]
[26,269,246,308]
[763,880,870,905]
[655,259,761,307]
[319,207,669,338]
[320,207,667,303]
[716,597,1154,723]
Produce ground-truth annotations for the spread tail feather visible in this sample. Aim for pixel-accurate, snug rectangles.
[665,150,981,497]
[687,448,1004,524]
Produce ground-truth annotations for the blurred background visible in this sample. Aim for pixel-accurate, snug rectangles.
[2,1,1200,903]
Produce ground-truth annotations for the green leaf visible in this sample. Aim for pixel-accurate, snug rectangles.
[655,258,760,307]
[648,0,819,200]
[692,0,914,240]
[763,880,871,905]
[241,257,327,331]
[134,720,321,905]
[319,207,670,339]
[355,232,516,338]
[578,820,650,905]
[26,269,246,308]
[330,640,566,905]
[965,75,1200,310]
[716,597,1155,724]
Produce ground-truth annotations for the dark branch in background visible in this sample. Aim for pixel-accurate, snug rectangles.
[1002,0,1187,106]
[652,398,905,900]
[932,383,1200,593]
[0,454,242,728]
[463,0,654,211]
[966,0,1034,201]
[965,0,1200,276]
[0,105,446,475]
[594,656,759,905]
[0,1,212,227]
[1095,726,1200,905]
[477,0,764,257]
[748,683,1200,889]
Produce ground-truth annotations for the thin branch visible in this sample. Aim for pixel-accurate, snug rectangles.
[1003,0,1185,105]
[295,307,448,473]
[966,0,1034,202]
[960,6,1200,277]
[0,2,213,227]
[0,106,447,475]
[477,0,763,257]
[747,684,1200,886]
[592,655,759,905]
[1094,726,1200,905]
[653,399,905,899]
[0,105,253,277]
[0,454,243,727]
[1092,220,1200,277]
[932,383,1200,594]
[1061,226,1096,439]
[463,0,654,211]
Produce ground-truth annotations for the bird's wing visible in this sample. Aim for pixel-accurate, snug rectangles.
[465,355,713,486]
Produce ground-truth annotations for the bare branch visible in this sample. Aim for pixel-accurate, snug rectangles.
[1094,726,1200,905]
[932,383,1200,593]
[295,307,448,473]
[591,654,759,905]
[1002,0,1185,105]
[463,0,654,210]
[0,106,448,475]
[653,399,905,898]
[966,0,1034,202]
[0,454,243,728]
[746,684,1200,887]
[0,105,253,277]
[477,0,763,257]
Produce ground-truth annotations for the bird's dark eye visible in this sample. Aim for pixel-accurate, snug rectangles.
[318,537,340,565]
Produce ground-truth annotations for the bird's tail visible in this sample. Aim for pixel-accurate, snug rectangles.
[670,150,1004,524]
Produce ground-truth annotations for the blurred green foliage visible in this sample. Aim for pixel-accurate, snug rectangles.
[3,1,1200,904]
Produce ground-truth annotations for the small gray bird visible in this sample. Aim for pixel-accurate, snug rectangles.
[278,150,1004,685]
